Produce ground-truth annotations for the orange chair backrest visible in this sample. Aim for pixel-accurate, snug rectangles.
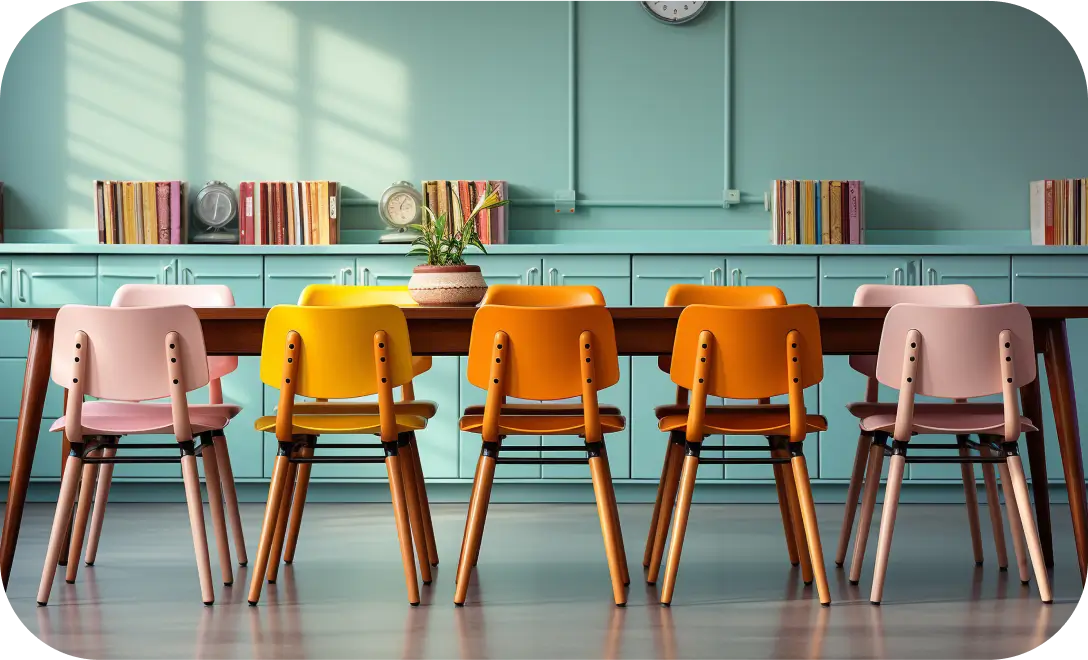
[664,284,786,307]
[670,304,824,399]
[481,285,606,306]
[467,305,619,400]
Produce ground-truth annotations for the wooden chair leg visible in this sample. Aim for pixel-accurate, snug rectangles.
[647,437,684,584]
[265,453,298,584]
[773,461,800,566]
[65,448,101,584]
[455,446,498,605]
[1004,449,1053,603]
[212,431,248,566]
[850,434,887,585]
[659,443,700,606]
[456,457,485,580]
[181,449,215,606]
[248,448,292,605]
[776,440,813,585]
[957,435,985,566]
[643,434,675,568]
[997,452,1031,584]
[283,439,315,565]
[979,447,1008,569]
[386,443,421,606]
[84,444,117,566]
[869,443,907,605]
[471,439,504,568]
[836,432,872,567]
[410,433,439,567]
[790,446,831,606]
[200,438,234,587]
[38,454,83,606]
[599,444,630,587]
[398,436,433,585]
[589,443,627,606]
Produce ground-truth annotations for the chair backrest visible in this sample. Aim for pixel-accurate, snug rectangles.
[480,285,606,306]
[52,304,210,401]
[298,284,417,307]
[665,284,786,307]
[111,283,238,380]
[259,304,414,399]
[670,304,824,399]
[850,284,980,377]
[876,303,1036,399]
[467,305,619,400]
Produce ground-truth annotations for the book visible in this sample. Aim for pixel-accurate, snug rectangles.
[122,182,137,244]
[317,181,330,245]
[134,182,144,243]
[286,182,296,246]
[474,180,491,243]
[113,182,123,243]
[784,180,796,245]
[828,181,842,244]
[156,182,170,244]
[847,181,861,246]
[813,180,822,245]
[293,182,303,246]
[170,181,182,245]
[490,180,508,243]
[329,181,339,245]
[102,181,114,245]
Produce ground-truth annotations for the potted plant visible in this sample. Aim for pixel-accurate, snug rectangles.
[406,184,509,306]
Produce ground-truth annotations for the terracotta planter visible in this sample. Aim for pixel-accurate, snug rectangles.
[408,265,488,306]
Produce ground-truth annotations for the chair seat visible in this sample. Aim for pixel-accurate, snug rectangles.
[655,404,827,436]
[859,409,1038,435]
[845,401,1001,419]
[50,401,240,436]
[462,403,622,416]
[459,412,626,436]
[288,400,438,418]
[255,414,428,435]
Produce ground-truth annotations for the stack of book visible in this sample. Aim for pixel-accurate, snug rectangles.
[94,180,187,244]
[421,180,508,244]
[1030,179,1087,246]
[769,180,865,245]
[237,181,341,245]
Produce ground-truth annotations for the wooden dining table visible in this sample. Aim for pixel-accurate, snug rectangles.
[2,305,1086,589]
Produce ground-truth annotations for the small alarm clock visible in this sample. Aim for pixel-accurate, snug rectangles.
[190,181,239,244]
[378,181,423,244]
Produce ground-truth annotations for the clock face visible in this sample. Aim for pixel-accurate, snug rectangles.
[642,1,706,25]
[197,189,235,227]
[385,191,419,226]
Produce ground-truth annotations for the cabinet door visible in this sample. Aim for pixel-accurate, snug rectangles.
[356,255,460,479]
[912,256,1012,480]
[540,256,632,478]
[459,255,544,478]
[179,257,266,480]
[1013,256,1088,483]
[0,258,21,358]
[724,256,820,478]
[263,256,355,306]
[630,256,725,480]
[6,257,97,479]
[817,256,913,479]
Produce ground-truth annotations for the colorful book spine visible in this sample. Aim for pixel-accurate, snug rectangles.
[156,182,170,244]
[847,181,861,246]
[170,181,182,245]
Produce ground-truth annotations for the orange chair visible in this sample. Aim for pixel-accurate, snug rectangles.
[645,285,790,574]
[455,304,629,606]
[481,284,606,306]
[656,304,830,606]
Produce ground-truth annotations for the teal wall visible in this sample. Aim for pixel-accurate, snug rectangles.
[1,2,1086,243]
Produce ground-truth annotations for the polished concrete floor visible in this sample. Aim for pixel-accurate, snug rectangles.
[2,499,1082,658]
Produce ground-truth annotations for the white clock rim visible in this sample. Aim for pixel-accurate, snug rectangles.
[641,1,706,25]
[379,183,423,229]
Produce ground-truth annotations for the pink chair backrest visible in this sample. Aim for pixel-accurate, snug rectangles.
[111,284,237,380]
[52,305,210,401]
[875,303,1036,399]
[851,284,980,377]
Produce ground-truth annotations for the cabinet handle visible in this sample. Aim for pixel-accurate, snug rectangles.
[15,267,27,303]
[926,267,937,286]
[182,267,195,285]
[710,267,722,286]
[358,267,370,286]
[339,267,353,286]
[892,267,903,286]
[526,266,539,285]
[162,261,174,285]
[548,267,558,286]
[730,268,741,286]
[0,267,7,306]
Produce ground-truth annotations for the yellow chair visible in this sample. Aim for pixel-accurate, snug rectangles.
[275,285,438,571]
[249,304,429,606]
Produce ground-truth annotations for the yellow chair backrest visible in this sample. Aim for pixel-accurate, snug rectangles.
[298,284,417,307]
[260,304,414,399]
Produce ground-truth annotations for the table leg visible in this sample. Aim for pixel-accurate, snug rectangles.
[1043,320,1088,583]
[1020,378,1053,567]
[1,320,55,589]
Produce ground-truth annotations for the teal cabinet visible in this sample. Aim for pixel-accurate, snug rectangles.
[98,256,176,304]
[263,256,354,306]
[1013,256,1088,483]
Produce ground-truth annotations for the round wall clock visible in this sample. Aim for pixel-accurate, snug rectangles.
[191,180,238,244]
[641,1,707,25]
[378,181,423,244]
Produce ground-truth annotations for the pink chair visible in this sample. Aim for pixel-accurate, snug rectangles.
[37,304,239,606]
[102,284,247,571]
[856,303,1051,604]
[837,284,992,581]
